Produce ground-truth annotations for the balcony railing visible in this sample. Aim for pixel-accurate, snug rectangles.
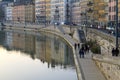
[98,2,107,6]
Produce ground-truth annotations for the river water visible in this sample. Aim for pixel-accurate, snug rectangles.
[0,30,77,80]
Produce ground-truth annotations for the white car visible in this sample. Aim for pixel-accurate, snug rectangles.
[106,27,115,30]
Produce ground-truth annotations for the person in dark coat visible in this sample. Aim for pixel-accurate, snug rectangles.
[112,48,115,56]
[74,43,77,50]
[79,47,85,58]
[78,43,80,49]
[115,48,119,56]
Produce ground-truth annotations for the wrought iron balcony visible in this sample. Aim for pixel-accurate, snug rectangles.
[98,2,107,6]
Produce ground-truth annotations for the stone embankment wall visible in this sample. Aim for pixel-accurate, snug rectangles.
[93,55,120,80]
[87,28,120,56]
[87,28,120,80]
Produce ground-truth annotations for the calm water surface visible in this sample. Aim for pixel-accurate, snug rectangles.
[0,30,77,80]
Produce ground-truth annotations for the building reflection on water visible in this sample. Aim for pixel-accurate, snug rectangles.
[1,30,75,69]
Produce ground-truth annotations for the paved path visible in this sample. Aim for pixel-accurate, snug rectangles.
[56,25,106,80]
[76,48,106,80]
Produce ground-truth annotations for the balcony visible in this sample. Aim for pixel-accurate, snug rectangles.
[99,18,107,21]
[98,10,107,14]
[98,2,107,6]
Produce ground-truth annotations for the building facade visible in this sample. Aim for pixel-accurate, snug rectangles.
[96,0,108,27]
[5,3,13,22]
[80,0,88,26]
[14,0,35,5]
[108,0,116,22]
[80,0,108,28]
[51,0,71,24]
[0,1,10,21]
[25,4,35,23]
[35,0,51,24]
[46,0,51,24]
[12,5,25,22]
[35,0,46,24]
[12,4,35,23]
[71,1,80,25]
[108,0,118,28]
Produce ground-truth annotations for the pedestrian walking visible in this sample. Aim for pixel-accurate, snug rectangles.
[78,43,80,49]
[112,48,115,56]
[74,43,77,50]
[84,45,88,54]
[79,47,85,58]
[115,48,119,56]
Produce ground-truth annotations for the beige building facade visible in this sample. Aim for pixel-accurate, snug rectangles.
[12,5,25,22]
[35,0,51,24]
[25,4,35,23]
[87,0,108,27]
[80,0,89,26]
[12,4,35,23]
[71,1,81,25]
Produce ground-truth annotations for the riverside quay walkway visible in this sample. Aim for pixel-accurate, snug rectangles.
[2,23,106,80]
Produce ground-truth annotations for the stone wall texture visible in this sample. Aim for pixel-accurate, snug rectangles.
[87,28,120,56]
[93,55,120,80]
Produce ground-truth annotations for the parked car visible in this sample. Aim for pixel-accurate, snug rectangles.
[106,27,115,30]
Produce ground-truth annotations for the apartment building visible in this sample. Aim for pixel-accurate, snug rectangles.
[71,1,80,25]
[14,0,35,5]
[35,0,51,24]
[25,4,35,23]
[5,3,13,22]
[79,0,108,27]
[35,0,46,24]
[96,0,108,27]
[80,0,88,25]
[108,0,118,28]
[12,5,25,22]
[51,0,71,24]
[12,4,35,23]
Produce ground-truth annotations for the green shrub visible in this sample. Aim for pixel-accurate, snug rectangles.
[91,45,101,54]
[85,40,101,54]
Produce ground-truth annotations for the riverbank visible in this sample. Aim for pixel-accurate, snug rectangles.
[2,24,112,80]
[2,24,83,80]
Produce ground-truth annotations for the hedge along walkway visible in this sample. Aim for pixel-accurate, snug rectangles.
[76,47,106,80]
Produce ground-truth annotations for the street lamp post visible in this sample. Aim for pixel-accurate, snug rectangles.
[116,0,119,49]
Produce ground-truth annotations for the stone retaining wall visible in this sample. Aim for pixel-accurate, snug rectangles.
[87,28,120,56]
[93,55,120,80]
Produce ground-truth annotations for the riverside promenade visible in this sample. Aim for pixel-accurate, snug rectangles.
[35,25,107,80]
[44,25,106,80]
[3,23,106,80]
